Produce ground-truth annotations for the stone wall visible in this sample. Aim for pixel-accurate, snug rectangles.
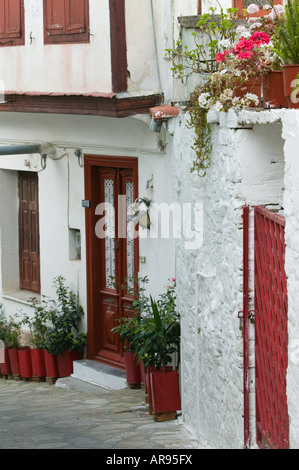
[169,109,285,448]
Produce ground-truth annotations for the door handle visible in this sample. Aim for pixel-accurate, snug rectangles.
[104,298,115,304]
[116,240,119,251]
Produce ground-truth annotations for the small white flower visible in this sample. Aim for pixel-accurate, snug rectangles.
[264,4,272,10]
[246,3,260,14]
[236,25,248,34]
[218,39,231,48]
[244,93,259,105]
[211,101,223,112]
[249,21,262,30]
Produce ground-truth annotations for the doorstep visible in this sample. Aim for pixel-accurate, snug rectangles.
[68,359,127,390]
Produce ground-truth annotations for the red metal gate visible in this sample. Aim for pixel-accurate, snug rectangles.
[254,205,289,449]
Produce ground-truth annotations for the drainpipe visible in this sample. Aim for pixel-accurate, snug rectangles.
[0,143,54,156]
[0,142,56,170]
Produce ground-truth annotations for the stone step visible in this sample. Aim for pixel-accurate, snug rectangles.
[71,359,127,390]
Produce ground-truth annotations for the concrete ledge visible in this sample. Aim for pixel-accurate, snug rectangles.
[71,359,127,390]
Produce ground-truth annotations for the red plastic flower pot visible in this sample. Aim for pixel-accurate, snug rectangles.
[8,348,21,377]
[282,64,299,108]
[150,369,181,414]
[0,348,11,375]
[57,349,83,377]
[124,352,141,388]
[43,350,59,378]
[234,76,262,106]
[263,71,288,109]
[31,349,46,378]
[18,347,32,379]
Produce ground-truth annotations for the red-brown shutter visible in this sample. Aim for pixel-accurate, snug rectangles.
[19,172,41,293]
[5,0,22,38]
[65,0,86,34]
[0,0,5,39]
[45,0,65,36]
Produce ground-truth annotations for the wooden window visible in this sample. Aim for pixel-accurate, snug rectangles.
[44,0,89,44]
[18,172,41,293]
[0,0,24,47]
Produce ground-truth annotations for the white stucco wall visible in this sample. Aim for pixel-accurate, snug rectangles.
[0,112,175,331]
[0,0,112,94]
[169,109,285,448]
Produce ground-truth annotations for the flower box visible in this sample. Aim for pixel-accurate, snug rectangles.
[263,70,288,108]
[282,64,299,108]
[8,348,21,378]
[0,348,11,375]
[43,350,59,379]
[124,351,141,389]
[31,349,46,379]
[150,369,181,417]
[57,349,83,377]
[18,347,32,379]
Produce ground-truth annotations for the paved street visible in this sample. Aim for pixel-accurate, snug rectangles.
[0,376,201,450]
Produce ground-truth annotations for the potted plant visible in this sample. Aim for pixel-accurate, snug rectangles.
[272,0,299,107]
[130,279,181,421]
[43,276,87,378]
[244,3,287,108]
[112,315,142,389]
[5,318,22,379]
[0,306,11,377]
[21,297,50,381]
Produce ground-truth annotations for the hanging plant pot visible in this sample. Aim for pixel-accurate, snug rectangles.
[43,350,59,380]
[282,64,299,108]
[263,71,288,109]
[150,369,181,421]
[57,349,83,377]
[124,352,141,389]
[31,349,46,380]
[234,76,262,106]
[0,348,11,376]
[8,348,21,379]
[18,347,32,379]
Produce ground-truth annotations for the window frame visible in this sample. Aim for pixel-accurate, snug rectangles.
[43,0,90,45]
[0,0,25,47]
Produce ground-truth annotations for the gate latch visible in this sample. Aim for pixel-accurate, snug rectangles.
[238,310,255,330]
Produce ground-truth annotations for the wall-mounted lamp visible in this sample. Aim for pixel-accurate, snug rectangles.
[129,197,151,230]
[74,148,84,168]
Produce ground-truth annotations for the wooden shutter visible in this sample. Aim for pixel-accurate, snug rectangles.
[19,172,41,293]
[5,0,22,38]
[65,0,86,34]
[45,0,65,36]
[0,0,24,45]
[44,0,89,44]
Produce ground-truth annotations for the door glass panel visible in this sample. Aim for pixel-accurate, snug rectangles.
[126,181,134,290]
[104,178,115,289]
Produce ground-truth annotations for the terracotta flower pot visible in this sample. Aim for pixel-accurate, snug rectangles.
[124,351,141,389]
[150,369,181,415]
[31,349,46,378]
[263,71,288,109]
[282,64,299,108]
[57,349,83,377]
[234,76,262,106]
[43,350,59,378]
[18,347,32,379]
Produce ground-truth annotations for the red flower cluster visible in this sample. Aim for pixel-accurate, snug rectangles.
[216,31,270,63]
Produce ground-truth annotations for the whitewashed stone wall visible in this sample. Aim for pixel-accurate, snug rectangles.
[282,110,299,449]
[168,109,285,448]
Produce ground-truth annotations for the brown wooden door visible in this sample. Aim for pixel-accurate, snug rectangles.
[18,171,40,293]
[85,156,138,369]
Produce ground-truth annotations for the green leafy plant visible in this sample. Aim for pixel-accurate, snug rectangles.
[21,297,50,349]
[165,7,239,80]
[112,278,180,371]
[43,276,87,355]
[3,318,22,349]
[272,0,299,65]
